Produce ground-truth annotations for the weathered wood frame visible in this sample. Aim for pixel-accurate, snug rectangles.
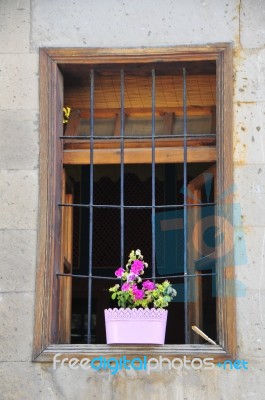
[33,45,235,362]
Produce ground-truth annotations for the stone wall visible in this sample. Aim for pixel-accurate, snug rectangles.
[0,0,265,398]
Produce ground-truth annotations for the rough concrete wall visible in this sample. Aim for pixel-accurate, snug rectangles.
[0,0,265,399]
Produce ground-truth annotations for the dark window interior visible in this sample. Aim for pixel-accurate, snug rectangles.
[66,163,216,344]
[60,60,217,345]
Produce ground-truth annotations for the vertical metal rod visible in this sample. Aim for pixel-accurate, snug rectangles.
[120,70,125,267]
[151,69,156,279]
[183,68,190,344]
[87,69,94,344]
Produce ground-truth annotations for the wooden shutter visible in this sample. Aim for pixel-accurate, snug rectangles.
[58,169,74,343]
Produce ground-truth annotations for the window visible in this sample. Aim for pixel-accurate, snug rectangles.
[34,45,235,362]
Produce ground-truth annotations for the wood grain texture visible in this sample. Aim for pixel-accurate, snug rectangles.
[64,109,80,136]
[187,167,217,345]
[58,173,73,343]
[63,147,216,165]
[63,138,216,150]
[64,75,216,110]
[187,189,203,344]
[76,106,215,118]
[216,43,235,359]
[33,49,50,359]
[45,44,230,64]
[35,344,227,363]
[33,50,64,357]
[34,44,235,361]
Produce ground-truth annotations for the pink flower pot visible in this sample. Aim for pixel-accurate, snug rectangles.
[104,308,168,344]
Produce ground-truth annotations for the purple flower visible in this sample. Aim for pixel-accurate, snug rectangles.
[115,267,125,278]
[132,286,144,300]
[131,260,144,275]
[121,283,131,291]
[142,280,156,291]
[127,273,137,282]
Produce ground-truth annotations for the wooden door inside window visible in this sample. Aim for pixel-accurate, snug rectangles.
[187,164,217,344]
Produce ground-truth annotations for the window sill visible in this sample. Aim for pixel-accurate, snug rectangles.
[34,344,228,363]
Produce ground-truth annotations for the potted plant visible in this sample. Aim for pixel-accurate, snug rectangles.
[104,249,177,344]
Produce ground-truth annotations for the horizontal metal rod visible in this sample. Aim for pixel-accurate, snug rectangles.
[60,134,216,140]
[194,252,215,263]
[146,272,216,280]
[56,273,118,280]
[58,202,216,209]
[56,272,216,280]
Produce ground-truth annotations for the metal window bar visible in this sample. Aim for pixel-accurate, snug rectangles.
[60,134,216,140]
[151,69,156,280]
[59,202,216,209]
[57,272,216,280]
[120,70,125,267]
[183,68,189,344]
[87,69,94,344]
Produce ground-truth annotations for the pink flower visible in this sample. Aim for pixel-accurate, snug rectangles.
[115,267,125,278]
[131,260,144,275]
[132,286,144,300]
[121,283,131,291]
[142,280,156,291]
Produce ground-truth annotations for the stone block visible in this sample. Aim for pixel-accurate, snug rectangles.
[0,170,38,229]
[234,49,265,103]
[235,226,265,292]
[0,292,35,362]
[0,110,39,169]
[240,0,265,49]
[237,289,265,358]
[0,0,30,53]
[207,357,265,399]
[234,102,265,165]
[0,362,64,400]
[31,0,238,48]
[234,164,265,227]
[0,229,37,292]
[0,54,38,110]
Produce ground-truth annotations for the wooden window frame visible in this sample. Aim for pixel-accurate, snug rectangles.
[33,45,235,362]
